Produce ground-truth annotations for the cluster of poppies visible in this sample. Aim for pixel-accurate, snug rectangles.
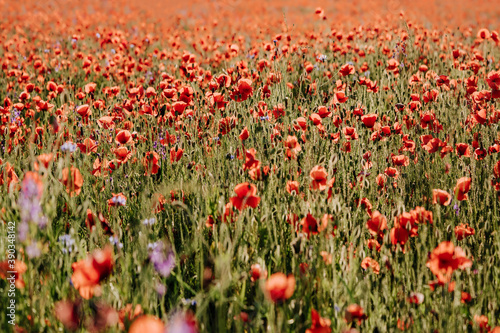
[1,0,500,331]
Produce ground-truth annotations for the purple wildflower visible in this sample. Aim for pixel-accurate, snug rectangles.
[109,235,124,249]
[148,242,175,278]
[61,141,77,153]
[58,234,76,254]
[142,217,156,226]
[18,175,47,241]
[155,282,167,296]
[26,242,41,259]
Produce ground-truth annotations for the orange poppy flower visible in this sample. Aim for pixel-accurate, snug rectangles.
[432,189,452,206]
[455,143,470,158]
[250,264,267,282]
[239,127,249,141]
[306,309,331,333]
[454,177,471,201]
[76,104,91,118]
[384,167,399,179]
[391,154,409,167]
[335,90,348,103]
[97,116,115,129]
[345,304,367,324]
[0,260,27,288]
[229,182,260,210]
[286,180,300,195]
[129,315,165,333]
[426,241,472,284]
[142,151,160,175]
[77,138,98,155]
[264,273,295,303]
[36,153,54,169]
[454,223,475,241]
[310,165,328,191]
[60,166,84,196]
[54,299,81,331]
[366,211,387,238]
[301,214,320,237]
[152,193,166,214]
[410,207,433,225]
[284,135,302,159]
[361,257,380,274]
[170,147,183,163]
[71,247,113,299]
[118,304,143,330]
[342,126,358,140]
[115,129,133,145]
[113,146,132,163]
[0,162,19,192]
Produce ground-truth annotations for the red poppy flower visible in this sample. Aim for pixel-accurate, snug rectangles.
[61,166,84,196]
[454,177,471,201]
[342,126,358,140]
[113,146,132,163]
[310,165,328,191]
[384,167,399,179]
[170,147,183,163]
[366,211,388,238]
[286,180,300,195]
[432,189,452,206]
[361,114,377,128]
[78,138,98,155]
[264,273,295,303]
[301,214,320,237]
[454,223,475,241]
[284,135,302,159]
[0,260,27,288]
[239,127,249,141]
[455,143,470,158]
[345,304,367,325]
[306,309,331,333]
[390,223,409,249]
[391,154,409,167]
[229,182,260,210]
[115,130,133,145]
[0,162,19,191]
[142,151,160,175]
[54,300,82,331]
[339,63,355,77]
[250,264,267,282]
[243,148,260,171]
[335,90,348,103]
[361,257,380,274]
[71,247,113,299]
[426,241,472,284]
[129,315,165,333]
[76,104,91,118]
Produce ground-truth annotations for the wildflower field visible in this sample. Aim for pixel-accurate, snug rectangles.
[1,0,500,331]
